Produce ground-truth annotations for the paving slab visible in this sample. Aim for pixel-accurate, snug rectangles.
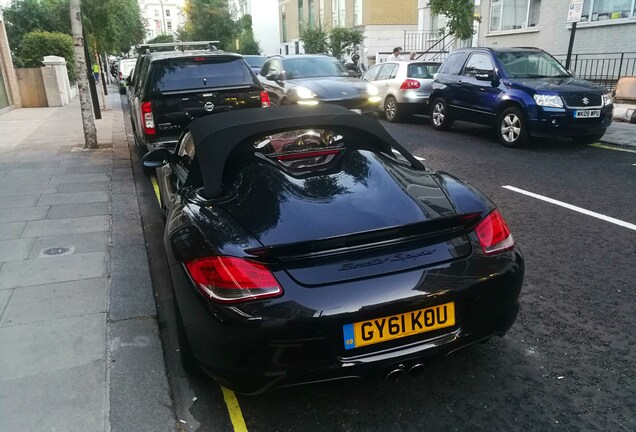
[0,278,107,327]
[0,194,41,208]
[109,319,175,432]
[0,173,53,185]
[0,312,106,380]
[0,238,35,262]
[112,168,133,181]
[112,193,140,214]
[50,173,112,184]
[28,231,110,258]
[21,215,110,237]
[64,164,113,175]
[0,161,61,171]
[0,184,57,197]
[0,251,107,289]
[112,180,136,194]
[58,158,112,168]
[0,290,11,318]
[112,213,145,246]
[0,221,26,240]
[58,181,111,193]
[47,201,111,219]
[0,361,106,432]
[0,206,48,222]
[109,245,156,321]
[37,190,109,206]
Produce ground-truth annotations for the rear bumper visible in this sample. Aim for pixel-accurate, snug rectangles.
[145,138,178,152]
[171,250,524,394]
[529,105,613,137]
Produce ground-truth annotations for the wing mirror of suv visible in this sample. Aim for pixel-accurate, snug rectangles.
[475,71,496,82]
[266,72,281,81]
[142,148,172,168]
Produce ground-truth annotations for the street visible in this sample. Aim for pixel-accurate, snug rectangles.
[124,99,636,432]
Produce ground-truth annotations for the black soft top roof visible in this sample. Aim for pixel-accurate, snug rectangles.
[187,104,426,197]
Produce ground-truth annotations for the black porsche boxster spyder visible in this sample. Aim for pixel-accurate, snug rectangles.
[143,104,524,394]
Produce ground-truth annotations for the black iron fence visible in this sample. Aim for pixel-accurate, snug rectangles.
[553,52,636,92]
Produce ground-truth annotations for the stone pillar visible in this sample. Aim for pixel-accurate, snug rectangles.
[42,55,71,106]
[0,10,22,109]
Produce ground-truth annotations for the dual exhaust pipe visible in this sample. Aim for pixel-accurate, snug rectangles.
[385,363,426,382]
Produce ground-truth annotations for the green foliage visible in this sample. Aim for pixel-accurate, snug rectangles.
[3,0,71,50]
[19,30,76,82]
[147,34,175,44]
[428,0,478,40]
[83,0,147,53]
[327,27,364,60]
[299,24,329,54]
[178,0,237,50]
[236,14,260,54]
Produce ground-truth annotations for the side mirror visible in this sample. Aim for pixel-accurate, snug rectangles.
[475,71,495,82]
[266,72,280,81]
[125,76,132,86]
[142,148,172,168]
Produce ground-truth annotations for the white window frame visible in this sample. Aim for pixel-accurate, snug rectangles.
[580,0,636,22]
[353,0,362,26]
[332,0,345,27]
[489,0,540,33]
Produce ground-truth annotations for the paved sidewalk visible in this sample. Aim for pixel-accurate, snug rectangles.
[0,90,175,431]
[600,121,636,148]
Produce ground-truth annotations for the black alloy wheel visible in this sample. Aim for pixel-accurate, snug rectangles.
[384,96,401,122]
[497,106,529,147]
[430,98,453,131]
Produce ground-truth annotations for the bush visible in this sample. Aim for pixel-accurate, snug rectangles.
[18,31,76,83]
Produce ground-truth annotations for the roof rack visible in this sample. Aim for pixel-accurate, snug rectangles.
[136,41,221,53]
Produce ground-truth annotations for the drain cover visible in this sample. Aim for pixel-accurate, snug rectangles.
[42,247,71,256]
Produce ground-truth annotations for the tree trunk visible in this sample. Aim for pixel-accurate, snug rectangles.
[69,0,98,149]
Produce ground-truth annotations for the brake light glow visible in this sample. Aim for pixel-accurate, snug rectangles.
[194,57,206,61]
[474,209,515,255]
[141,101,156,135]
[260,91,271,108]
[184,256,282,303]
[400,79,421,90]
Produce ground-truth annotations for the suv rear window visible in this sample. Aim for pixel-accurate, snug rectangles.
[151,57,258,92]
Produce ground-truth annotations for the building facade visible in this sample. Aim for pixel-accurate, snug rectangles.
[138,0,186,42]
[234,0,281,56]
[278,0,418,65]
[478,0,636,54]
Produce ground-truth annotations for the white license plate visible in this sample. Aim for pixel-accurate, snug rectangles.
[574,110,600,118]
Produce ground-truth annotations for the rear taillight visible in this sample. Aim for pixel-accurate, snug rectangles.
[260,91,271,108]
[475,209,515,255]
[184,256,282,303]
[400,79,421,90]
[141,101,156,135]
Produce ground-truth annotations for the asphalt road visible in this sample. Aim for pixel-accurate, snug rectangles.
[127,102,636,432]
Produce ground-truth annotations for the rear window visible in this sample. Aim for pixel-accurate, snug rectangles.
[151,57,258,92]
[407,63,440,79]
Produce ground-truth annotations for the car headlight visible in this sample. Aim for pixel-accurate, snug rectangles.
[602,93,613,106]
[366,83,379,96]
[295,86,317,99]
[533,94,564,108]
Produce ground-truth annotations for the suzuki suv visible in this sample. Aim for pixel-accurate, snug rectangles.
[429,47,613,147]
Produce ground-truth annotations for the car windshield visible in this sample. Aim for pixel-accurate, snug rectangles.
[496,51,571,79]
[243,55,267,67]
[283,57,349,79]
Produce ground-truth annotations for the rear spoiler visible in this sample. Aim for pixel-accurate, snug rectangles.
[245,212,482,262]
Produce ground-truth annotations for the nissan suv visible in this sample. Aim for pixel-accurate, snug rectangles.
[129,50,270,152]
[429,47,613,147]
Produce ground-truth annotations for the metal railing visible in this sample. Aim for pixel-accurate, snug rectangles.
[553,52,636,91]
[403,31,472,62]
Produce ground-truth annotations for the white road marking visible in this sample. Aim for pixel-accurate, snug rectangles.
[502,185,636,232]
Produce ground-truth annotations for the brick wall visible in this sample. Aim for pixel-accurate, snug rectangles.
[364,0,418,25]
[0,17,21,108]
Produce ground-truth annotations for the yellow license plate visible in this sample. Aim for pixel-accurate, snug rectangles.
[343,302,455,350]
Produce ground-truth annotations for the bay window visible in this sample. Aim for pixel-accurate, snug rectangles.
[489,0,541,32]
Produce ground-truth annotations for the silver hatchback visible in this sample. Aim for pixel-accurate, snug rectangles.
[363,61,441,122]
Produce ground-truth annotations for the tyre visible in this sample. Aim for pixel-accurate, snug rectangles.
[173,299,204,376]
[497,106,529,147]
[575,133,605,144]
[430,98,453,131]
[384,96,401,122]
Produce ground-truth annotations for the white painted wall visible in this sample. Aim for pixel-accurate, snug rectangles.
[250,0,280,55]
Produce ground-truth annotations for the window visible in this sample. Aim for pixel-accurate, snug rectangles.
[496,50,569,78]
[332,0,345,26]
[282,10,287,42]
[299,0,304,32]
[377,64,398,80]
[320,0,324,25]
[152,58,258,93]
[581,0,636,22]
[165,9,170,17]
[154,9,159,17]
[489,0,541,32]
[363,64,382,81]
[353,0,362,25]
[462,53,494,77]
[438,52,469,75]
[309,0,315,25]
[407,63,441,78]
[167,21,172,30]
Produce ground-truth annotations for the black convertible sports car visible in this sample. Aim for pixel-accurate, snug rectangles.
[143,104,524,394]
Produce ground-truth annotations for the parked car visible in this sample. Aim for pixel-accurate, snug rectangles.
[429,47,613,147]
[129,50,269,152]
[117,59,136,95]
[142,104,524,394]
[242,55,268,75]
[363,60,441,122]
[258,54,381,113]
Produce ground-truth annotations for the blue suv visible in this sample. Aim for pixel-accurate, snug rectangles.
[429,47,613,147]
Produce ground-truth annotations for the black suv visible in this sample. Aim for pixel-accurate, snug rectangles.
[129,49,269,152]
[429,47,613,147]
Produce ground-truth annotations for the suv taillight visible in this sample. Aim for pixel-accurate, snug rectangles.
[141,101,156,135]
[260,91,271,108]
[400,79,421,90]
[184,256,282,303]
[475,210,515,255]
